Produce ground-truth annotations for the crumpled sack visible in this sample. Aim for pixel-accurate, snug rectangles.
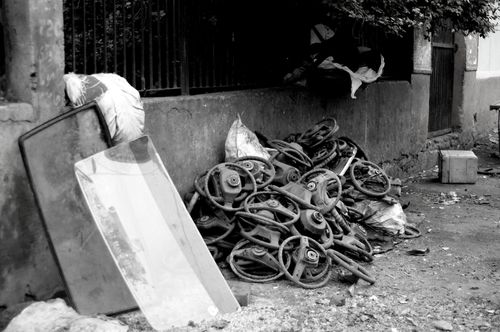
[225,115,270,161]
[355,199,407,235]
[64,73,145,144]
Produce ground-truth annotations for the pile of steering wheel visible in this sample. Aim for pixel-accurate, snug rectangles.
[186,118,404,289]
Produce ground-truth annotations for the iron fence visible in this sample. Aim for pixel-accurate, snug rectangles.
[63,0,301,96]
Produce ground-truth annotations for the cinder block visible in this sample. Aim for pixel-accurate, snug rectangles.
[439,150,478,184]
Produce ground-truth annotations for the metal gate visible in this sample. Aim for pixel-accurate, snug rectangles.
[428,30,455,135]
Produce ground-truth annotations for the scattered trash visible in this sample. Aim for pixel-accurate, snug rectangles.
[406,248,430,256]
[477,167,500,175]
[355,200,407,235]
[441,247,450,251]
[438,191,460,205]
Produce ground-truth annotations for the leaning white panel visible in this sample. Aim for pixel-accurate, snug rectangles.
[74,136,239,330]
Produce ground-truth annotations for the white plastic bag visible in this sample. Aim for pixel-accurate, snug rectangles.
[63,73,145,144]
[224,115,270,161]
[358,200,407,235]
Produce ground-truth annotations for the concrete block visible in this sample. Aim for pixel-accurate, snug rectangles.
[439,150,478,184]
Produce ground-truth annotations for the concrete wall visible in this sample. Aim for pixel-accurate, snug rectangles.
[462,73,500,137]
[0,0,65,307]
[459,32,500,140]
[144,75,429,196]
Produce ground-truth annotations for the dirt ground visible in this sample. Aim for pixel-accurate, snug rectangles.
[2,139,499,332]
[115,138,500,332]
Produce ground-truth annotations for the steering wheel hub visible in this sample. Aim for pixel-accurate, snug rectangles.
[266,199,279,208]
[227,174,241,187]
[306,249,319,262]
[312,212,324,224]
[306,181,317,191]
[251,246,267,257]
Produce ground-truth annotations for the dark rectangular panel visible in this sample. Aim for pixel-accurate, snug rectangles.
[19,102,136,315]
[429,47,454,133]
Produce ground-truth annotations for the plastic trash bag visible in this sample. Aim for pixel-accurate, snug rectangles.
[224,115,270,161]
[63,73,145,144]
[356,199,407,235]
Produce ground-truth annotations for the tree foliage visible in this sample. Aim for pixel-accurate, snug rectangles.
[318,0,500,37]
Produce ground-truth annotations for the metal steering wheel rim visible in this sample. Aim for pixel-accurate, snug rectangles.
[327,249,375,284]
[204,162,257,211]
[243,191,301,226]
[299,168,342,214]
[234,155,276,189]
[349,159,391,197]
[278,235,332,289]
[268,139,313,169]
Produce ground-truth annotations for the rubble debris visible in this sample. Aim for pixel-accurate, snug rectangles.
[3,299,128,332]
[432,319,453,331]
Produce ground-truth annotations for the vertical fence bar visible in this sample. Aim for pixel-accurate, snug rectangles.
[132,1,136,87]
[103,0,108,72]
[156,0,162,88]
[92,0,97,73]
[148,2,153,88]
[141,2,145,90]
[71,0,76,71]
[113,0,117,72]
[173,0,179,90]
[83,0,87,73]
[164,0,170,88]
[122,0,127,79]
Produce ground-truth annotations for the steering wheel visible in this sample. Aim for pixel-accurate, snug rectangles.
[294,210,334,249]
[237,212,291,249]
[297,117,339,149]
[234,156,276,189]
[299,168,342,214]
[229,240,290,283]
[268,139,313,169]
[195,210,236,245]
[327,249,375,284]
[243,191,301,226]
[311,141,338,168]
[204,162,257,211]
[349,159,391,197]
[278,235,332,289]
[332,235,373,262]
